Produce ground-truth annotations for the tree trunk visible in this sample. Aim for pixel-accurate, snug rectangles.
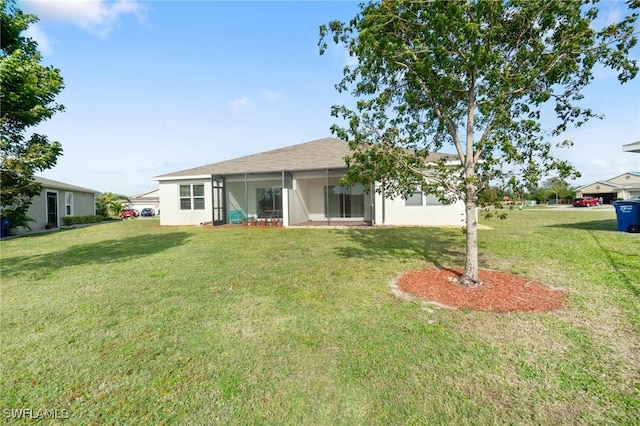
[461,191,481,285]
[460,71,481,285]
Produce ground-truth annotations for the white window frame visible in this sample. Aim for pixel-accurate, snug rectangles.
[65,192,73,216]
[179,184,205,210]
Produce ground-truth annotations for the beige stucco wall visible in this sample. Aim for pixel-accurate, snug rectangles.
[578,182,617,195]
[608,173,640,186]
[15,188,96,235]
[578,173,640,200]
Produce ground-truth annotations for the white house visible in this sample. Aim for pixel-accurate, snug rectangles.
[128,188,160,215]
[153,137,467,227]
[622,140,640,154]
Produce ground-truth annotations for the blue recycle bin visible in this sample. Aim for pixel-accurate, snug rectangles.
[612,199,640,233]
[1,217,9,238]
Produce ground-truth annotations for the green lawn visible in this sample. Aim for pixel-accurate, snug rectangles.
[1,210,638,425]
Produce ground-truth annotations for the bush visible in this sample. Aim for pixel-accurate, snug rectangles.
[62,215,103,226]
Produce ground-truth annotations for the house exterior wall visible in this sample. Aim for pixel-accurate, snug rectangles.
[576,182,619,200]
[25,191,49,232]
[128,200,158,214]
[68,191,96,216]
[287,189,308,225]
[158,172,466,227]
[159,178,212,226]
[608,173,640,186]
[17,187,96,235]
[128,189,160,215]
[577,173,640,200]
[578,182,617,195]
[374,188,466,227]
[295,177,330,221]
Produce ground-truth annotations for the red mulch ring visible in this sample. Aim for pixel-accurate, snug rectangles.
[396,268,567,313]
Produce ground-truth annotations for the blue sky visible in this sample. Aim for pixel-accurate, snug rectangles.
[19,0,640,196]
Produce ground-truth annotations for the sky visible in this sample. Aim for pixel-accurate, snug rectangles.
[16,0,640,196]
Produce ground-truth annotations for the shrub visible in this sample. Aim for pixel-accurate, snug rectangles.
[62,215,103,226]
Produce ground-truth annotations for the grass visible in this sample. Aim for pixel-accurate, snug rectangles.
[1,210,638,425]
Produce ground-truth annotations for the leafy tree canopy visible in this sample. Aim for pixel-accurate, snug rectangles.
[1,0,64,221]
[96,192,130,218]
[320,0,637,283]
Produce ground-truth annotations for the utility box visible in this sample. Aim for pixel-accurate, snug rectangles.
[612,200,640,233]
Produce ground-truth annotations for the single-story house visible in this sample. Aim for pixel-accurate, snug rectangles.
[622,140,640,154]
[10,176,100,235]
[128,188,160,215]
[576,172,640,203]
[153,137,466,227]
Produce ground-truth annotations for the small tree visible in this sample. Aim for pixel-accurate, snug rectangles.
[543,177,575,204]
[320,0,637,284]
[1,0,65,220]
[96,192,130,218]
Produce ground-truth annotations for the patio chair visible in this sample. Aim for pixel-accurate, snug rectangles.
[227,210,245,224]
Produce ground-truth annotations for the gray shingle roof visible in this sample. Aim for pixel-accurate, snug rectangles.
[155,137,351,178]
[36,176,100,194]
[155,137,454,179]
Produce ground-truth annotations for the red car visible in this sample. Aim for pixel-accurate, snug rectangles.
[121,209,138,219]
[572,197,598,207]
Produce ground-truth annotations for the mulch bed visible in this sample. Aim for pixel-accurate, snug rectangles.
[396,268,567,313]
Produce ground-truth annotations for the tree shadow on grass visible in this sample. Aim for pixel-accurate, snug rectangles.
[1,232,190,278]
[332,227,485,269]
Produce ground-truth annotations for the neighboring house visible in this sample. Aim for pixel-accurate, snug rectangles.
[576,172,640,203]
[128,188,160,215]
[622,140,640,154]
[154,137,467,227]
[12,176,100,235]
[575,142,640,203]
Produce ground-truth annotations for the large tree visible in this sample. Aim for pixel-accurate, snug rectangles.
[0,0,64,224]
[320,0,637,284]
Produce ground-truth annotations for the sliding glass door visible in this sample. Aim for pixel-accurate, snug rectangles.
[256,188,282,218]
[325,185,365,218]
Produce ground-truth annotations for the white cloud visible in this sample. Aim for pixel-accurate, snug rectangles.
[595,3,623,28]
[229,96,254,114]
[322,42,358,69]
[261,90,284,101]
[23,0,145,37]
[24,23,51,53]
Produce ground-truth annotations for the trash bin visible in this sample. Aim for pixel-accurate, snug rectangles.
[612,199,640,233]
[0,216,9,238]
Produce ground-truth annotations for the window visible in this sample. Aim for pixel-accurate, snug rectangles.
[65,192,73,216]
[179,184,205,210]
[405,192,423,206]
[425,194,444,206]
[256,188,282,217]
[325,185,365,218]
